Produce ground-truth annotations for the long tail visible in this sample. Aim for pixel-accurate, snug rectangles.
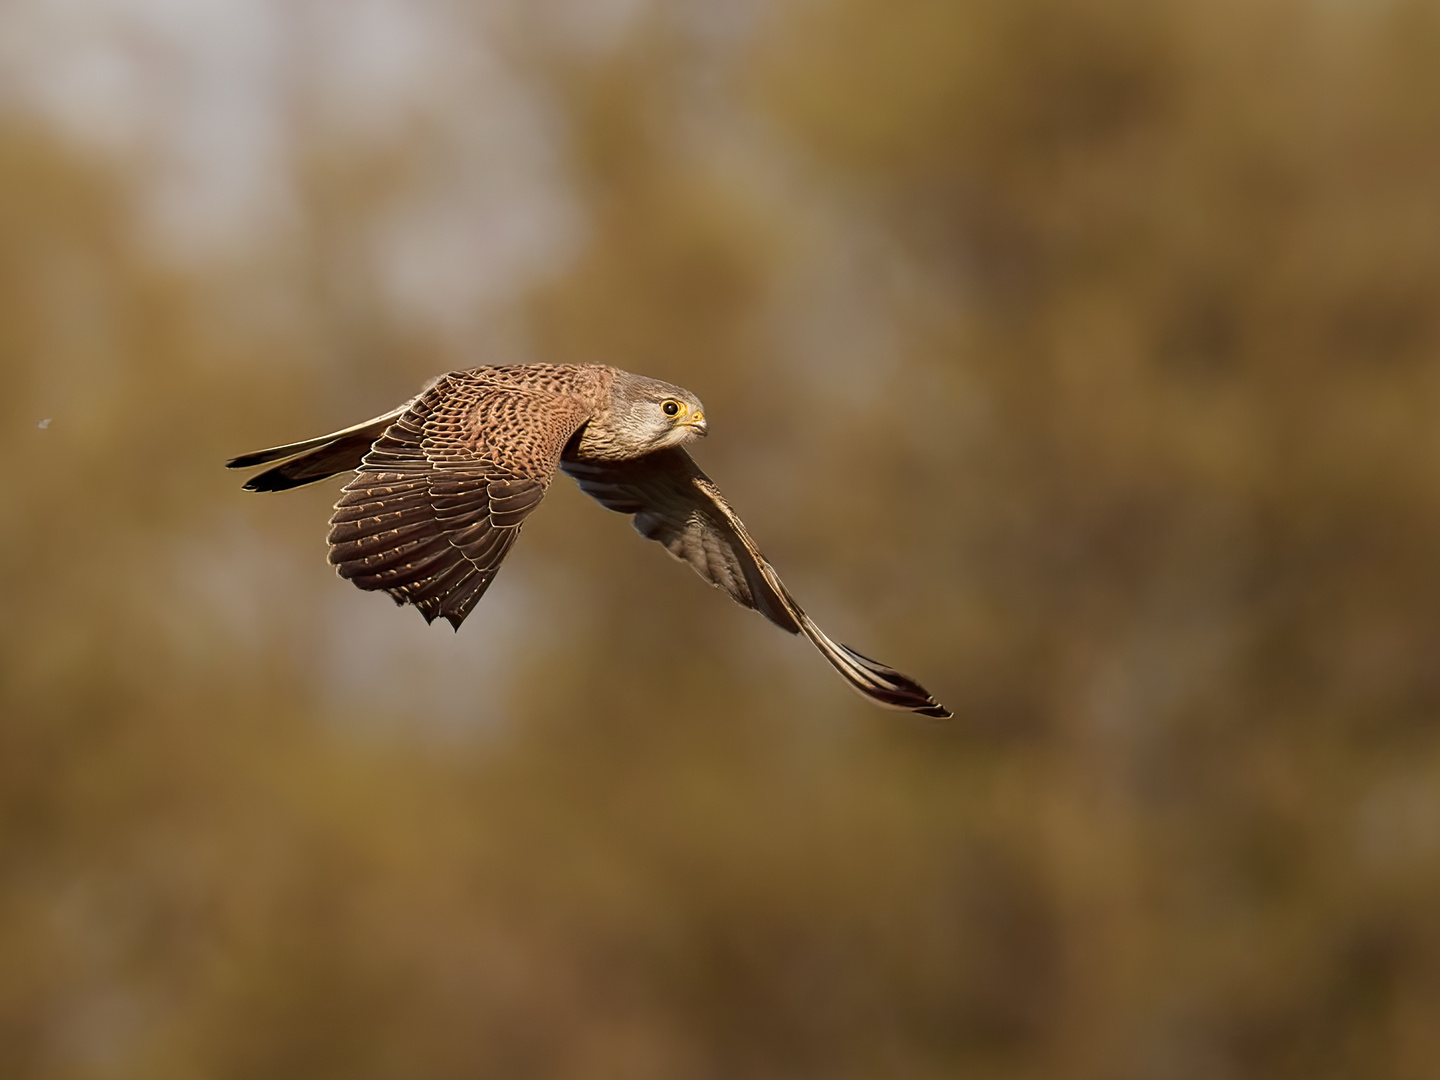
[226,404,407,491]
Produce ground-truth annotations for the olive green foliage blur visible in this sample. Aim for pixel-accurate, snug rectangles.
[4,1,1440,1077]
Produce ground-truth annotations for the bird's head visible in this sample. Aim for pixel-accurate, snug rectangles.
[612,375,708,453]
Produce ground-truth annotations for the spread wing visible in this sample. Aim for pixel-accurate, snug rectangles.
[327,374,592,629]
[562,449,951,718]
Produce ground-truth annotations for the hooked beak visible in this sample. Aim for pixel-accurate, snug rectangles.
[686,411,708,437]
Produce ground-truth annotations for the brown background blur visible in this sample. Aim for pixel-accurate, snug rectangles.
[4,1,1440,1077]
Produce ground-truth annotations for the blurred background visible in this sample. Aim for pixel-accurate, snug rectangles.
[3,0,1440,1077]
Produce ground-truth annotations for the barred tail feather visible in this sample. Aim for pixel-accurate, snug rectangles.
[227,405,409,491]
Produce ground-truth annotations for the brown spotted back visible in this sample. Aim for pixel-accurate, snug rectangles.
[436,366,615,476]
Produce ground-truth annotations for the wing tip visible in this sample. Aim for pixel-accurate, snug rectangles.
[875,682,953,719]
[816,631,952,720]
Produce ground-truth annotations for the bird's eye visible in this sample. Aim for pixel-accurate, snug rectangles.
[662,400,681,417]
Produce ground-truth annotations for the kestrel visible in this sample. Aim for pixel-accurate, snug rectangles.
[228,365,950,718]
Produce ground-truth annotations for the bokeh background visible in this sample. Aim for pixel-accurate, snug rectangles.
[4,1,1440,1077]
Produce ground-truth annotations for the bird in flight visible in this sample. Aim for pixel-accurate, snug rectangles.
[228,365,950,718]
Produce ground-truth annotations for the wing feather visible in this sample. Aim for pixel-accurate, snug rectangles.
[318,373,592,628]
[562,448,950,718]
